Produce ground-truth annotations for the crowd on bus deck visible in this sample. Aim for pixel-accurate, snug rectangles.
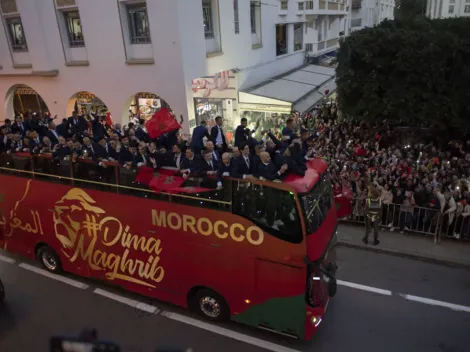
[0,111,318,190]
[304,113,470,240]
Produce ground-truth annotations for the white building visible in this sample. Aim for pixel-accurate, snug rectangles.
[350,0,395,31]
[426,0,470,18]
[0,0,342,136]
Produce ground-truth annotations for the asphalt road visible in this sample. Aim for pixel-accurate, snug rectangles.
[0,247,469,352]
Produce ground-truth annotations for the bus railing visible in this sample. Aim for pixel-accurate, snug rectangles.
[0,152,233,211]
[340,200,470,244]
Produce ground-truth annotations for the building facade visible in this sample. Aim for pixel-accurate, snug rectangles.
[426,0,470,18]
[0,0,344,136]
[350,0,395,31]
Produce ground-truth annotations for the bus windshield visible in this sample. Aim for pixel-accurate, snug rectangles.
[300,172,333,234]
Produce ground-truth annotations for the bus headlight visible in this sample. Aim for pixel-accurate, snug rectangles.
[311,316,322,327]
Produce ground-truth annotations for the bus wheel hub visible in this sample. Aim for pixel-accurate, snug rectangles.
[200,297,220,318]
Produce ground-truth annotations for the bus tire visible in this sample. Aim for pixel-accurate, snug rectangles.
[191,288,230,322]
[37,246,62,273]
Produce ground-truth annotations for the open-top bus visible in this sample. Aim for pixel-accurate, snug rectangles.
[0,152,337,340]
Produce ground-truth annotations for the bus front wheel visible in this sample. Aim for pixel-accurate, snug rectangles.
[37,246,62,273]
[191,288,230,322]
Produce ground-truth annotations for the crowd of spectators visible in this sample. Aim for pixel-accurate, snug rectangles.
[300,104,470,240]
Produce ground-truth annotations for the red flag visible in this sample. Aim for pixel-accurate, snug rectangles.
[135,167,155,185]
[145,108,182,139]
[105,112,113,127]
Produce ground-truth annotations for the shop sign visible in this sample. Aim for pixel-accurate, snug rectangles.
[192,70,232,98]
[0,0,17,14]
[239,103,292,114]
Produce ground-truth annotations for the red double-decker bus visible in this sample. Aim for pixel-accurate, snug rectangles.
[0,152,337,340]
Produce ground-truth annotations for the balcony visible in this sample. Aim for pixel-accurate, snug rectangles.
[305,0,348,15]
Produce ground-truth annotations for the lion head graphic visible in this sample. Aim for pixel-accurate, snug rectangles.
[53,189,105,256]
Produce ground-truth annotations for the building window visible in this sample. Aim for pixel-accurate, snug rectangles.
[298,2,304,10]
[234,0,239,33]
[276,24,288,56]
[202,0,214,38]
[465,5,470,12]
[305,43,313,52]
[306,1,314,10]
[126,4,151,44]
[294,23,303,51]
[5,16,27,52]
[280,1,288,10]
[448,5,454,13]
[250,2,256,33]
[64,11,84,47]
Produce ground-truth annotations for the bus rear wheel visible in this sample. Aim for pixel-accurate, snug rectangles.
[191,289,230,322]
[37,246,62,273]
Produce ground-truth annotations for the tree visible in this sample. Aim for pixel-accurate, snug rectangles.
[394,0,427,19]
[335,17,470,134]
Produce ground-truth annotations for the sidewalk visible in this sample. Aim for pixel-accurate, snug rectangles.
[336,223,470,268]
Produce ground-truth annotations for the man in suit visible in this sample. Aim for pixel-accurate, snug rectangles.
[67,111,88,136]
[191,120,209,156]
[210,116,228,153]
[253,144,265,178]
[93,137,118,166]
[180,148,200,177]
[197,149,217,177]
[234,117,259,149]
[119,141,139,169]
[217,152,233,189]
[56,118,69,138]
[166,143,185,169]
[1,119,13,134]
[52,137,72,160]
[232,142,255,180]
[282,118,297,144]
[11,116,26,136]
[91,115,109,142]
[47,122,60,146]
[135,119,149,143]
[29,130,42,154]
[204,141,220,167]
[258,152,288,181]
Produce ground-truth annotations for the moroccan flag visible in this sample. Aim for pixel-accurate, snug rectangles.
[105,112,113,127]
[146,107,182,139]
[135,167,155,185]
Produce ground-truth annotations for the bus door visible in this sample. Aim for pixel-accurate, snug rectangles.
[233,183,307,337]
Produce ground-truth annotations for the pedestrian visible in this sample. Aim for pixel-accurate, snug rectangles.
[363,186,382,245]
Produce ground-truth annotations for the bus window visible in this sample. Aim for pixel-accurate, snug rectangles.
[300,172,333,233]
[232,182,302,244]
[31,155,60,183]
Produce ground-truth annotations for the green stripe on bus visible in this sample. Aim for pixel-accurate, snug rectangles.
[232,294,305,338]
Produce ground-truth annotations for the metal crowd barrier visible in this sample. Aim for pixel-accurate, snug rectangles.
[340,200,470,244]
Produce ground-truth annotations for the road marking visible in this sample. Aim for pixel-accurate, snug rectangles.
[400,294,470,313]
[18,263,89,289]
[161,312,301,352]
[93,288,159,315]
[0,253,16,264]
[337,279,392,296]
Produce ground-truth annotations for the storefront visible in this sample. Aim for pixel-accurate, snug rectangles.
[74,92,108,117]
[128,92,170,121]
[238,95,293,140]
[239,65,337,127]
[13,86,49,115]
[191,70,238,142]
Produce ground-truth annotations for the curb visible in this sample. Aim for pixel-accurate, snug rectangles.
[336,241,470,270]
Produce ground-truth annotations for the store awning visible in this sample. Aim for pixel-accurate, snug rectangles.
[239,64,335,113]
[294,78,337,115]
